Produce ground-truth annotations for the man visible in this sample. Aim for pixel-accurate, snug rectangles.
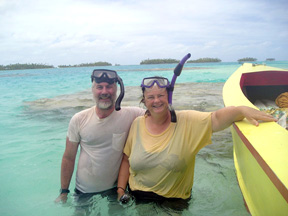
[55,69,144,204]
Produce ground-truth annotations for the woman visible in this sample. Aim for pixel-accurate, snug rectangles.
[117,76,276,208]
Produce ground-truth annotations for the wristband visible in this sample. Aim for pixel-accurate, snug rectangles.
[60,189,70,194]
[117,187,126,191]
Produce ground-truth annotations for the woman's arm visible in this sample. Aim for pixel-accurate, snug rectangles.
[117,154,130,200]
[211,106,277,132]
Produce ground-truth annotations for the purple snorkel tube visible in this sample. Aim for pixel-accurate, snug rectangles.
[169,53,191,122]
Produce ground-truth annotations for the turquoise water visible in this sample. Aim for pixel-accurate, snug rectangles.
[0,61,287,216]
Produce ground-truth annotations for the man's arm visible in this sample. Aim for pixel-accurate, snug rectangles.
[55,137,79,203]
[211,106,277,132]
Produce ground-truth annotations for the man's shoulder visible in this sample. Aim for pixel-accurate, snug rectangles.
[120,106,145,115]
[72,106,95,119]
[114,107,145,123]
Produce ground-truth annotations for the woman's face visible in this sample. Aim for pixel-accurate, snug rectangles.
[143,85,169,115]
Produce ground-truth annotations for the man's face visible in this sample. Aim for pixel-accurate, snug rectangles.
[92,81,117,110]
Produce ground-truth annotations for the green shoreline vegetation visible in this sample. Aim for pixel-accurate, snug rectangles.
[187,58,221,63]
[58,62,112,68]
[0,62,112,70]
[0,57,277,70]
[140,57,221,64]
[237,57,257,62]
[140,58,179,64]
[0,63,54,70]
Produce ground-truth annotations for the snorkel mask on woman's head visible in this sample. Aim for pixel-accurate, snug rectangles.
[140,53,191,122]
[141,77,171,89]
[91,69,124,111]
[141,76,177,121]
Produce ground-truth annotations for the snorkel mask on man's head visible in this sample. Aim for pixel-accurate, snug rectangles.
[91,69,124,111]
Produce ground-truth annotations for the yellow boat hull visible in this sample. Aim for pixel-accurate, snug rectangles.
[223,63,288,215]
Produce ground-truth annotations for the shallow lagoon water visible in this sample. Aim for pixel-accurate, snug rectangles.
[1,61,287,215]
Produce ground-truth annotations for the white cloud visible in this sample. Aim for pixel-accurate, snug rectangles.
[0,0,287,66]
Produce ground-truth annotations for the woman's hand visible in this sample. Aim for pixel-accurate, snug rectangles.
[212,106,277,132]
[239,106,277,126]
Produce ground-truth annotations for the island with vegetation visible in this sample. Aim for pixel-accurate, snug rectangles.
[140,58,179,65]
[58,61,112,68]
[140,57,223,65]
[0,63,54,70]
[238,57,257,62]
[187,58,221,63]
[266,58,275,61]
[0,61,113,70]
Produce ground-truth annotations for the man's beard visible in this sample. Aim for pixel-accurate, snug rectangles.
[95,94,115,110]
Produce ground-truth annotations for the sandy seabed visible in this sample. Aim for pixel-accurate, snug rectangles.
[122,82,225,111]
[27,82,232,147]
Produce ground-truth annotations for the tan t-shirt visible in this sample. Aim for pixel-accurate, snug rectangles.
[124,110,212,199]
[67,106,144,193]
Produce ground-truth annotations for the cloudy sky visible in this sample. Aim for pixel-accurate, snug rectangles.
[0,0,287,66]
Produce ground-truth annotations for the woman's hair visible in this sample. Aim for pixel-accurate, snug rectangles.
[140,91,150,116]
